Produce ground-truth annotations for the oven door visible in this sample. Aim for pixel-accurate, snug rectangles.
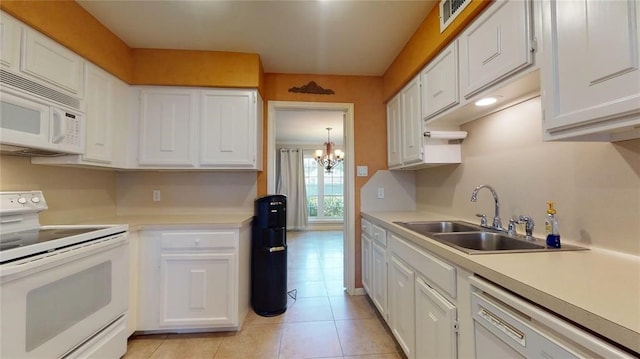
[0,233,128,358]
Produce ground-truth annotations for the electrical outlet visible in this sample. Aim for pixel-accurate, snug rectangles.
[377,187,385,199]
[153,190,161,202]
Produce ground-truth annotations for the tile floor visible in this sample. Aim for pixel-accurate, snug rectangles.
[124,230,405,359]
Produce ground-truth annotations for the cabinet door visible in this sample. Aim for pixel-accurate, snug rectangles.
[361,234,372,295]
[541,0,640,138]
[83,63,112,163]
[421,40,459,120]
[459,0,533,99]
[371,240,387,319]
[0,12,21,70]
[159,252,236,327]
[415,277,457,359]
[389,255,415,358]
[21,28,84,95]
[127,231,140,336]
[139,89,197,166]
[386,94,402,168]
[400,77,423,166]
[200,90,256,168]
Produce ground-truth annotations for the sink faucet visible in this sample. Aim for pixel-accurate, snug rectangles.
[471,184,502,230]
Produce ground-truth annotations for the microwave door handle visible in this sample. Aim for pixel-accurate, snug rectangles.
[51,108,67,143]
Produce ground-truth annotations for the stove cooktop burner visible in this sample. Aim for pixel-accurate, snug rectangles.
[0,227,106,251]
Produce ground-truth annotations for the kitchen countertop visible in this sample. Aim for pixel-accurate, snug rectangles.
[73,213,253,232]
[362,210,640,354]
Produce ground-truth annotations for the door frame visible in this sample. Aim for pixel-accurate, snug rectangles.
[267,101,358,295]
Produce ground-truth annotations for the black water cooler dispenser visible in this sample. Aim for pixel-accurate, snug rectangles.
[251,195,287,316]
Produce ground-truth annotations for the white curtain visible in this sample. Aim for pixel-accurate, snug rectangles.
[277,148,308,230]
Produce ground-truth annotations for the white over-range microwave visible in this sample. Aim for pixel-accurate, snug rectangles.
[0,69,84,156]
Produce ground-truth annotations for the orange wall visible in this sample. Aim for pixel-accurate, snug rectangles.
[132,49,261,89]
[261,73,387,287]
[382,0,492,101]
[1,1,264,90]
[1,0,133,83]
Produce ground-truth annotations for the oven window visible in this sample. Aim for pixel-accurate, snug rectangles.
[25,261,111,352]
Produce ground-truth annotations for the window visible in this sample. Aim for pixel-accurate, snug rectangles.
[303,150,344,221]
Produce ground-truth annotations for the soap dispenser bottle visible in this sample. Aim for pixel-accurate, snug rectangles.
[545,202,561,248]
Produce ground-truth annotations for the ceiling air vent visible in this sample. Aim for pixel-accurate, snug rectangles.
[440,0,471,33]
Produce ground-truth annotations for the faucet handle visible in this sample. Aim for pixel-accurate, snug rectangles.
[475,213,488,227]
[507,217,517,236]
[517,215,535,238]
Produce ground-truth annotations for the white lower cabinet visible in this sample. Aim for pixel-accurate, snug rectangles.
[159,251,236,327]
[415,277,457,359]
[137,226,250,332]
[127,231,140,336]
[368,227,467,359]
[371,240,388,319]
[388,254,415,358]
[361,232,372,295]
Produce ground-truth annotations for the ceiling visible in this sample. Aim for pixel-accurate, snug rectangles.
[76,0,437,76]
[275,109,344,146]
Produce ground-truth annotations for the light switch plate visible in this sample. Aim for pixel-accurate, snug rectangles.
[357,166,368,177]
[377,187,385,199]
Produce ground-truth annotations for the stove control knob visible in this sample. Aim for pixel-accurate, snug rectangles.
[17,197,27,204]
[31,197,41,203]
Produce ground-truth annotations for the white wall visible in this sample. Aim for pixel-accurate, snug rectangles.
[361,170,416,212]
[116,172,257,216]
[415,97,640,255]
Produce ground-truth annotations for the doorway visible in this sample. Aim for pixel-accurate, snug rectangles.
[267,101,357,295]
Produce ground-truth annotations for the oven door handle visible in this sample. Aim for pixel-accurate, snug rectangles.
[0,234,127,279]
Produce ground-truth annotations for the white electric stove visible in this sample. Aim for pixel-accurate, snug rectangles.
[0,191,130,358]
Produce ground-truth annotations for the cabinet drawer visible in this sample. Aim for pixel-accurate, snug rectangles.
[390,234,456,298]
[371,224,387,246]
[361,218,372,237]
[161,231,237,250]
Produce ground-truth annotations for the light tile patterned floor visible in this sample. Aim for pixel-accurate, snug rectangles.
[124,230,404,359]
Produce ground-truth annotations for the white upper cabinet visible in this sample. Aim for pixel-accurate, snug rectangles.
[386,73,465,170]
[421,40,459,120]
[83,63,113,163]
[139,88,198,167]
[0,12,21,71]
[400,77,423,166]
[386,93,402,168]
[21,27,84,96]
[541,0,640,141]
[459,0,533,99]
[200,89,262,169]
[137,87,263,170]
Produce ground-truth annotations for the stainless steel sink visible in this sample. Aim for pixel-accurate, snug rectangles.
[393,221,480,235]
[393,220,588,254]
[433,232,545,253]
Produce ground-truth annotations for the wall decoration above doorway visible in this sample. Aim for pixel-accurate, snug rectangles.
[288,81,335,95]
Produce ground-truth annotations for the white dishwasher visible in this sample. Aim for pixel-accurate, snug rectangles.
[470,277,635,359]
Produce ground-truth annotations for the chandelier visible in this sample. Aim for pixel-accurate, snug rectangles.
[315,127,344,174]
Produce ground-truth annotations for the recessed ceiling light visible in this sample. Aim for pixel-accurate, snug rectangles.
[475,97,498,107]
